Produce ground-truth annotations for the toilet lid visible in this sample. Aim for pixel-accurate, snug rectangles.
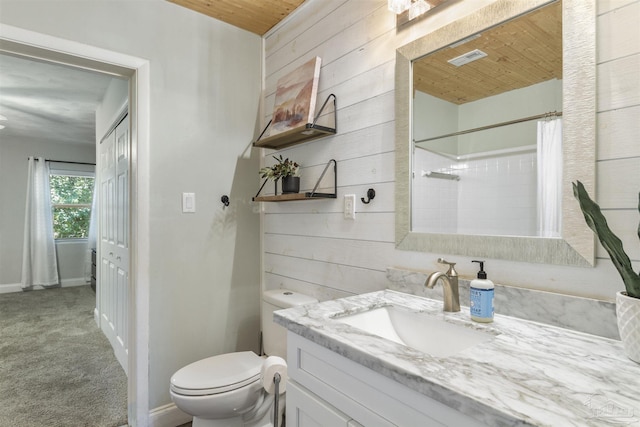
[170,351,262,396]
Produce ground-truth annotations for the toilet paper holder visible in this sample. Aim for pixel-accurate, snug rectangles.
[261,355,286,426]
[273,373,281,427]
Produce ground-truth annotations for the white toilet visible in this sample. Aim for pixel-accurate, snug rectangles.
[170,289,317,427]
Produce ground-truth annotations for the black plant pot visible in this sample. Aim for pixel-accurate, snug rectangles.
[281,176,300,194]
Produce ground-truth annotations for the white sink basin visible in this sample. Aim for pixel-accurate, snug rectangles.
[334,305,495,357]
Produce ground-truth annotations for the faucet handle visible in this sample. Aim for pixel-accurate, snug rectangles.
[437,258,458,277]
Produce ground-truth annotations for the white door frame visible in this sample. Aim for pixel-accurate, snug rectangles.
[0,24,150,426]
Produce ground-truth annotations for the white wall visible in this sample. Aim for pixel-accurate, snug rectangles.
[0,137,96,287]
[96,78,129,140]
[413,90,458,153]
[55,240,90,284]
[0,0,262,412]
[458,79,561,153]
[261,0,640,302]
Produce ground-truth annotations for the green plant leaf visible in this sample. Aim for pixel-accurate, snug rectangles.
[573,181,640,298]
[259,155,300,180]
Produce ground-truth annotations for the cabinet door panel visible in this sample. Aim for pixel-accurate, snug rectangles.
[287,381,351,427]
[115,118,129,250]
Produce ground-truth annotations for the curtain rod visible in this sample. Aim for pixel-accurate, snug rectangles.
[30,157,96,166]
[414,111,563,144]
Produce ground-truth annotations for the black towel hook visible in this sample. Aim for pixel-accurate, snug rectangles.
[221,195,230,207]
[361,188,375,204]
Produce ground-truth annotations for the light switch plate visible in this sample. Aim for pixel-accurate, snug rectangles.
[182,192,196,213]
[344,194,356,220]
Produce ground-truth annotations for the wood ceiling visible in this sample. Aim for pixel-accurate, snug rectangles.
[168,0,306,35]
[413,0,562,105]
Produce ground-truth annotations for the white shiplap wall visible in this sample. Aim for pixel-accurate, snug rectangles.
[260,0,640,302]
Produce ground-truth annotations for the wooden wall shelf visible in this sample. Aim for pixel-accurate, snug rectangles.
[253,124,336,150]
[253,192,337,202]
[253,94,337,150]
[253,159,337,202]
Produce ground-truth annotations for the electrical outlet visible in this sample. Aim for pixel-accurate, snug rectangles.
[344,194,356,220]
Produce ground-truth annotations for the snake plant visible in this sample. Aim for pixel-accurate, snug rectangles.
[573,181,640,299]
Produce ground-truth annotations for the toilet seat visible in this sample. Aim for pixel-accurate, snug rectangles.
[170,351,262,396]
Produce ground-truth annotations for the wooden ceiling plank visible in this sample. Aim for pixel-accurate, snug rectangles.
[168,0,305,35]
[203,0,297,21]
[178,0,277,32]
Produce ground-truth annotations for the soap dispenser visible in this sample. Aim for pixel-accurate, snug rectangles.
[470,260,494,323]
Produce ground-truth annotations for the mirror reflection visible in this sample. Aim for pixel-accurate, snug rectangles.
[411,1,562,238]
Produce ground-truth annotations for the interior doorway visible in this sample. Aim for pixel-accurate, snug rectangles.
[0,24,150,426]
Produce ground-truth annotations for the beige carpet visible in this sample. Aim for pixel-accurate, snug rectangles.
[0,286,127,427]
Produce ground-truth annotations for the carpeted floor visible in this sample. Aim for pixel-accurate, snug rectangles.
[0,285,128,427]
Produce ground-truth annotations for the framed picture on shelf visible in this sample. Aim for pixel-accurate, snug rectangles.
[268,56,322,137]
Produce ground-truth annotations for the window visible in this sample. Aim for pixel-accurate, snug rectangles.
[50,173,95,239]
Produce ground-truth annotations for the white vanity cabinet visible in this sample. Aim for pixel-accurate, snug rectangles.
[286,332,488,427]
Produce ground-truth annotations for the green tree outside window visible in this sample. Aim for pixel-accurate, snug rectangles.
[50,175,95,239]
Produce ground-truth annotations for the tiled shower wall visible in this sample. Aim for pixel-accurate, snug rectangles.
[413,148,537,236]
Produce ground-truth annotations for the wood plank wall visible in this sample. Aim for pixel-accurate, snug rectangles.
[260,0,640,302]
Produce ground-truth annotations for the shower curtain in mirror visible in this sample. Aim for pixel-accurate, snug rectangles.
[536,118,562,238]
[21,157,59,289]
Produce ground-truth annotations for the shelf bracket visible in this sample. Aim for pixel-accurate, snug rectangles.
[311,93,337,132]
[308,159,337,198]
[255,119,273,143]
[254,176,277,199]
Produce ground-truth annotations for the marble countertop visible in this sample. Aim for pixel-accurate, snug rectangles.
[274,289,640,427]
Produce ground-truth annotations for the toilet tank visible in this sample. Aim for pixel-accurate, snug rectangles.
[262,289,317,359]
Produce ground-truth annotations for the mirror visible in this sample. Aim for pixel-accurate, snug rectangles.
[413,2,562,238]
[395,0,596,266]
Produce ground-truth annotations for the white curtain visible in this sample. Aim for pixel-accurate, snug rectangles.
[536,118,563,238]
[21,157,59,289]
[84,182,98,282]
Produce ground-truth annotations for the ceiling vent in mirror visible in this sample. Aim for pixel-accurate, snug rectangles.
[448,49,488,67]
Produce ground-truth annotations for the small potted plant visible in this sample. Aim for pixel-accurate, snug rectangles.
[573,181,640,363]
[260,155,301,194]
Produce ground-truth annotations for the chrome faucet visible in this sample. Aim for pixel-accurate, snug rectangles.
[425,258,460,312]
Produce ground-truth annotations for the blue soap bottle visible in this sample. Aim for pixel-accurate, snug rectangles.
[470,260,494,323]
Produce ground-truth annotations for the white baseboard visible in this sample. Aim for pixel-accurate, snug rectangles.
[0,283,25,294]
[61,277,90,287]
[0,279,89,294]
[148,403,191,427]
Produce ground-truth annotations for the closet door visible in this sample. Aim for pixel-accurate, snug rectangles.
[98,114,129,374]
